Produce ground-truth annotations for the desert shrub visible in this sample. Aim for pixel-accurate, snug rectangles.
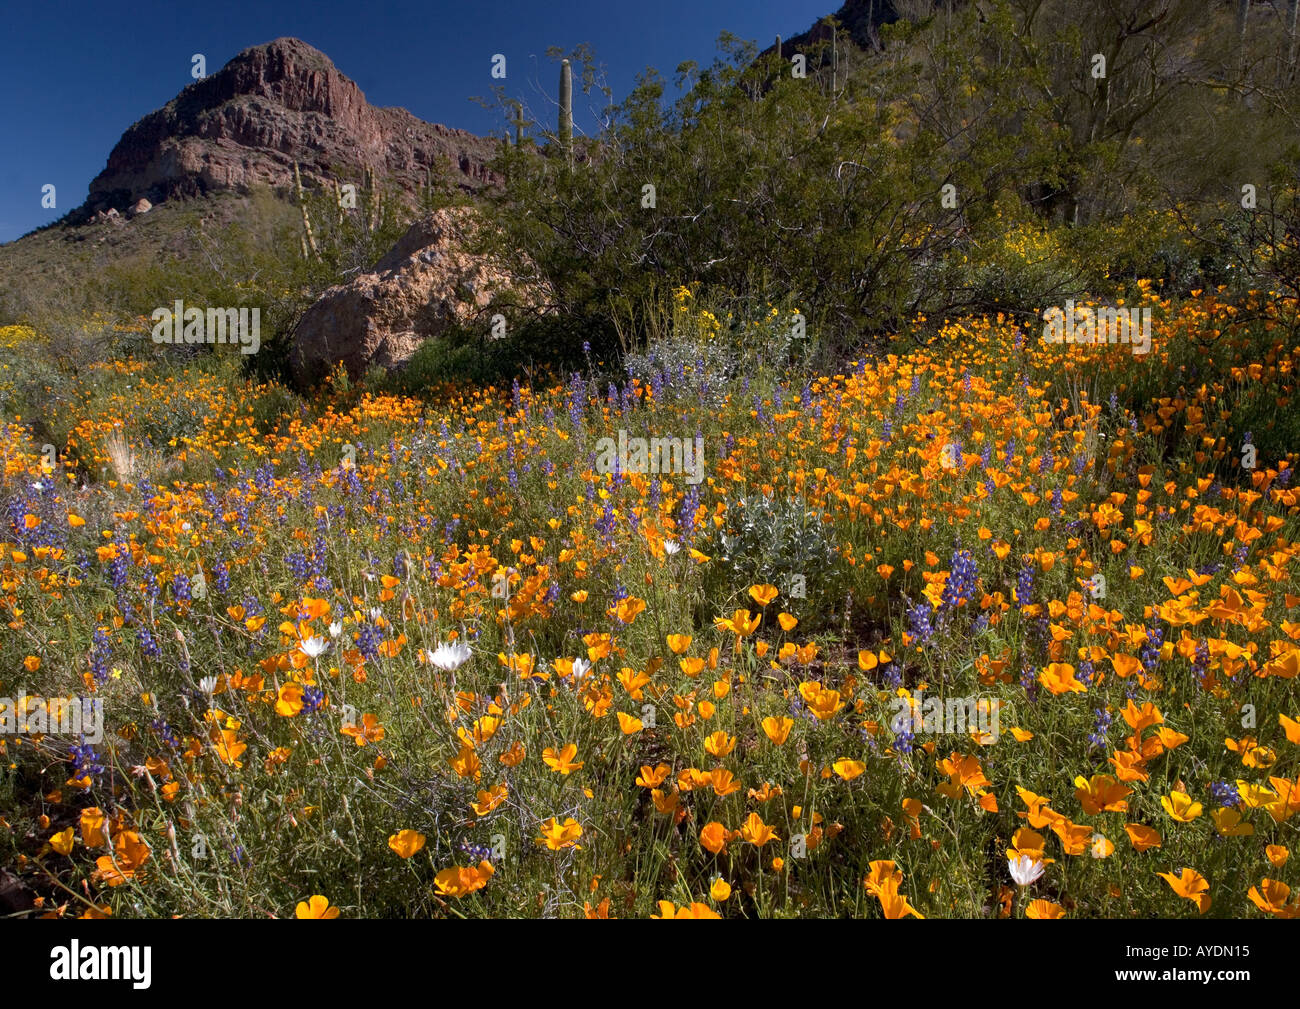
[699,491,844,629]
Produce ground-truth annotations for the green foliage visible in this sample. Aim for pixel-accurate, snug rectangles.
[700,492,843,630]
[476,4,1300,365]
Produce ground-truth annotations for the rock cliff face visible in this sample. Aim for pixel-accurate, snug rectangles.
[81,37,498,216]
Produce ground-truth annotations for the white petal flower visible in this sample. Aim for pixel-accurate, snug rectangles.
[328,621,343,638]
[1008,854,1045,887]
[428,640,472,671]
[299,636,328,659]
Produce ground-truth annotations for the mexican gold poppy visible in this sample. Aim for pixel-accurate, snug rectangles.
[542,743,584,775]
[388,829,426,858]
[1157,867,1210,913]
[651,900,721,919]
[536,817,583,850]
[295,895,340,919]
[434,860,494,897]
[1160,790,1203,822]
[762,716,793,745]
[740,812,778,847]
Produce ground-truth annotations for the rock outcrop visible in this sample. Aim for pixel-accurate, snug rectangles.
[289,207,546,385]
[80,38,499,218]
[761,0,934,59]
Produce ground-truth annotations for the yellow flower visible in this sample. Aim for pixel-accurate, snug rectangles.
[536,817,583,850]
[1210,808,1253,837]
[617,711,643,734]
[434,861,494,897]
[740,812,778,847]
[49,827,75,856]
[387,829,426,859]
[703,731,736,758]
[542,742,584,775]
[1160,790,1203,822]
[1157,867,1210,914]
[295,895,340,919]
[762,716,793,745]
[652,900,721,919]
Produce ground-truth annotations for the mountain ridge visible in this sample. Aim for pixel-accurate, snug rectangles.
[75,36,499,221]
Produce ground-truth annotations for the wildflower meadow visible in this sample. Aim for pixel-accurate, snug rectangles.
[2,278,1299,927]
[1,2,1299,965]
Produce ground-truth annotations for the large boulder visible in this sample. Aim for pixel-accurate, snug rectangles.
[289,206,542,384]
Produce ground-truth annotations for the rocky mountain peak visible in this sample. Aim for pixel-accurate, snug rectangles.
[80,37,498,218]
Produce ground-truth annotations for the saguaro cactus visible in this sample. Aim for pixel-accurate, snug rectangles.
[294,162,320,260]
[559,59,573,164]
[1288,0,1298,77]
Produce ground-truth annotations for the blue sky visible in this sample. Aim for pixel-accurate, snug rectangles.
[0,0,830,244]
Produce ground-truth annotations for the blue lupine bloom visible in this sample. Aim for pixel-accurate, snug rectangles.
[1191,639,1210,682]
[892,726,914,755]
[151,717,180,750]
[678,484,701,539]
[942,548,978,610]
[459,840,492,862]
[109,543,130,590]
[90,628,112,684]
[1087,707,1112,749]
[213,560,230,596]
[138,626,162,659]
[907,600,934,644]
[1020,663,1039,702]
[1139,621,1164,672]
[1208,781,1240,808]
[1016,562,1035,605]
[355,622,383,661]
[285,550,310,581]
[69,739,105,781]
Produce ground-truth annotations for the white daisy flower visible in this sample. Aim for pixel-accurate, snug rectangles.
[299,636,328,659]
[427,640,472,671]
[1008,854,1045,887]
